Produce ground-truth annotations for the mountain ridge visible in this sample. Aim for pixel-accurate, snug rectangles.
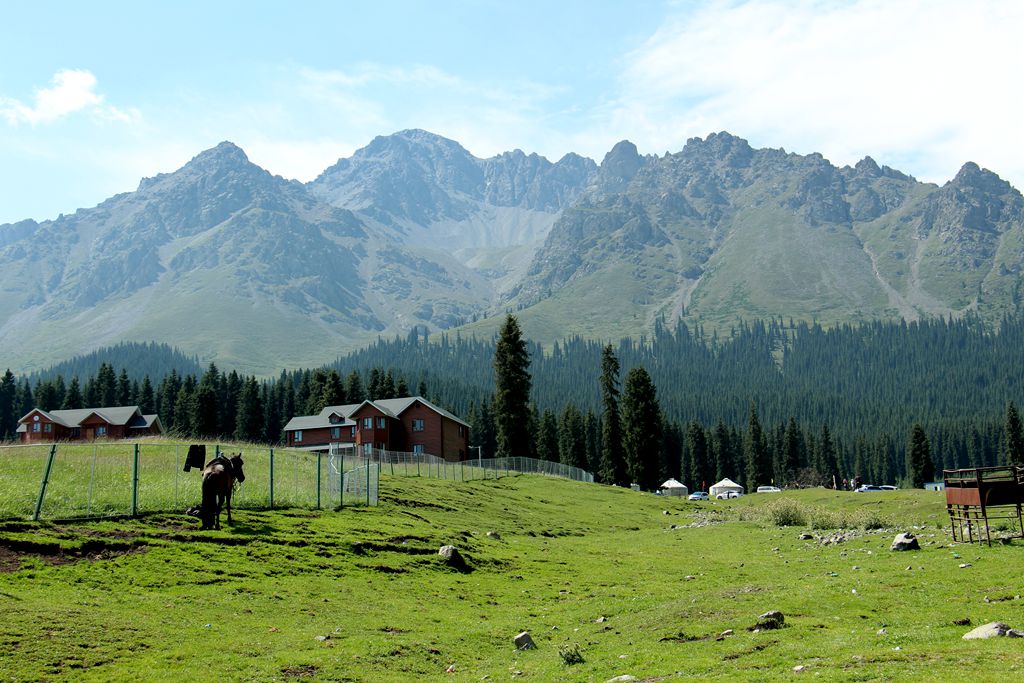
[1,129,1021,374]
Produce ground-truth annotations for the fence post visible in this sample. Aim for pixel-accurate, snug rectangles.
[32,444,58,521]
[131,443,140,516]
[316,452,322,509]
[215,444,221,458]
[416,454,420,477]
[340,464,344,509]
[269,448,275,509]
[366,463,371,506]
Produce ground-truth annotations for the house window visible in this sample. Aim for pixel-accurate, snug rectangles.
[458,425,465,437]
[331,427,341,439]
[32,423,40,433]
[363,417,372,430]
[294,430,303,443]
[376,417,386,429]
[413,444,424,454]
[362,443,374,455]
[44,423,52,433]
[96,426,107,436]
[412,418,425,432]
[350,427,356,438]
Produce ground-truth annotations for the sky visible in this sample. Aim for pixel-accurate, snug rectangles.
[1,0,1022,224]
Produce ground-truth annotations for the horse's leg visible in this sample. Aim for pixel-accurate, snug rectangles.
[226,489,233,526]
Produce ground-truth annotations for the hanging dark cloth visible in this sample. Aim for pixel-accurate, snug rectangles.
[183,444,206,472]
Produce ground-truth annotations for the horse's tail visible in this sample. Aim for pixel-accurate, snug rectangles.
[200,471,218,529]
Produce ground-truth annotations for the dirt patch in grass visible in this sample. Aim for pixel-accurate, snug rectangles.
[0,537,146,572]
[723,640,777,660]
[281,665,318,678]
[381,496,458,512]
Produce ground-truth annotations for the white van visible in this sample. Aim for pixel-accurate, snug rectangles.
[756,486,782,493]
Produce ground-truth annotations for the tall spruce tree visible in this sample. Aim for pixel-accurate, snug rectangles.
[63,376,84,410]
[0,369,15,439]
[493,315,532,459]
[907,423,934,488]
[1006,401,1024,464]
[744,402,770,490]
[598,344,626,486]
[537,409,559,462]
[235,376,264,442]
[557,403,587,469]
[621,366,662,490]
[686,421,710,491]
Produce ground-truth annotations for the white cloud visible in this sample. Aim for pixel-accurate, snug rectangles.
[0,69,138,126]
[612,0,1024,187]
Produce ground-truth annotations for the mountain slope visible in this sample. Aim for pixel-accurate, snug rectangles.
[1,130,1022,374]
[502,132,1024,341]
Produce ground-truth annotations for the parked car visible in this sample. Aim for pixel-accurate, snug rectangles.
[879,485,898,491]
[688,491,709,501]
[716,491,743,499]
[855,485,882,492]
[756,486,782,493]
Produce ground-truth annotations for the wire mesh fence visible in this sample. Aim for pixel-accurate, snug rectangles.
[360,447,594,484]
[0,440,591,521]
[0,441,379,521]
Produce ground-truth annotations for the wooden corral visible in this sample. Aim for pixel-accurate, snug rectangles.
[944,466,1024,545]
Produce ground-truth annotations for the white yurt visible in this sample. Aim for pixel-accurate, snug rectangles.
[660,478,689,497]
[709,478,744,498]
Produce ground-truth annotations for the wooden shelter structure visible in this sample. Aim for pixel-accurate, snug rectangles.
[943,466,1024,545]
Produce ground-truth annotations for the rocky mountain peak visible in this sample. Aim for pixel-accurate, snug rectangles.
[854,156,882,177]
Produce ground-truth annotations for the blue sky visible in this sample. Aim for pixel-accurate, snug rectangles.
[1,0,1022,223]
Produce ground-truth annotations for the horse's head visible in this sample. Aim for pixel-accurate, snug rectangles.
[230,454,246,484]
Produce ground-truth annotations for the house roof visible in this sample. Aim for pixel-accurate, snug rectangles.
[281,414,357,432]
[283,396,469,432]
[16,406,163,434]
[660,478,688,489]
[18,405,146,428]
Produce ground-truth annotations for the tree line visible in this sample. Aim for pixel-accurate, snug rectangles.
[2,312,1023,489]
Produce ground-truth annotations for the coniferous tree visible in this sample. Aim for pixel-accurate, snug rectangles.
[557,403,587,469]
[621,366,662,490]
[907,423,934,488]
[35,380,59,411]
[138,376,155,414]
[192,364,221,437]
[380,370,397,400]
[818,424,839,487]
[62,376,84,410]
[346,371,366,403]
[598,344,627,486]
[493,315,532,459]
[782,416,804,485]
[469,397,497,459]
[396,375,410,398]
[686,421,711,491]
[585,411,602,476]
[235,376,264,442]
[744,402,770,490]
[96,363,117,406]
[367,368,382,401]
[537,409,559,462]
[0,370,15,439]
[173,378,196,436]
[116,368,131,405]
[713,419,734,481]
[1005,401,1024,464]
[321,370,346,409]
[417,379,428,398]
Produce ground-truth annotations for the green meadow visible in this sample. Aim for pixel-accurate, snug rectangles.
[2,474,1023,682]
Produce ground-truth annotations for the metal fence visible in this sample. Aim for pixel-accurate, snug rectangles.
[0,441,378,521]
[356,446,595,484]
[0,441,592,522]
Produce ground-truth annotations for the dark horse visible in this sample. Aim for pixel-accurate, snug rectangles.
[200,454,245,530]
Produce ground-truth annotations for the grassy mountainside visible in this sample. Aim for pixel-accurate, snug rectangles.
[2,474,1023,681]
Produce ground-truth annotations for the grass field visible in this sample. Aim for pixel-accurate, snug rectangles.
[2,475,1023,681]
